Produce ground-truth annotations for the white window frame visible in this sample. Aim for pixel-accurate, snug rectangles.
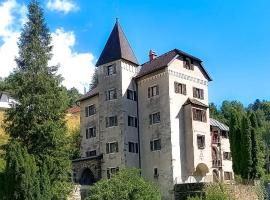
[150,138,161,151]
[106,141,118,154]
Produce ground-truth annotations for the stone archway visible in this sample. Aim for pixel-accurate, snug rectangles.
[79,168,95,185]
[213,169,219,182]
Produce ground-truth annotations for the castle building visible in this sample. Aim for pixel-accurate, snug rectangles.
[72,20,233,199]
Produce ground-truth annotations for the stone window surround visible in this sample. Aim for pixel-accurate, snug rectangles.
[86,126,96,139]
[148,84,159,98]
[150,138,161,151]
[85,104,96,117]
[106,141,119,154]
[149,112,161,125]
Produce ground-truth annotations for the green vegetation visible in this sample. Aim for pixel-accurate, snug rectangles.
[0,1,72,199]
[210,100,268,180]
[86,169,161,200]
[187,183,236,200]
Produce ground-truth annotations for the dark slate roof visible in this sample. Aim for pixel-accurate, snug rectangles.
[96,20,139,66]
[78,87,99,102]
[183,98,209,108]
[136,49,212,81]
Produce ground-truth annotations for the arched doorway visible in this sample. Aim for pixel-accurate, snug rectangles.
[79,168,95,185]
[213,169,219,182]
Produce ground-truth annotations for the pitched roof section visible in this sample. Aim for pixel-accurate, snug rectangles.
[210,118,229,131]
[136,48,212,81]
[183,98,209,108]
[96,20,139,66]
[77,87,99,102]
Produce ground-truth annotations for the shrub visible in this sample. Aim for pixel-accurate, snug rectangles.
[204,183,235,200]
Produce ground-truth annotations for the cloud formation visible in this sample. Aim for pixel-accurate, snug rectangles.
[46,0,78,14]
[0,0,94,93]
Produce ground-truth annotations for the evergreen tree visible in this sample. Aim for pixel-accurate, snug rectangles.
[89,68,98,90]
[240,115,253,179]
[4,0,71,199]
[4,141,40,200]
[229,109,242,175]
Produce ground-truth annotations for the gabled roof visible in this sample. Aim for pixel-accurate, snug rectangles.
[210,118,229,131]
[78,87,99,102]
[96,20,139,66]
[136,48,212,81]
[183,98,209,108]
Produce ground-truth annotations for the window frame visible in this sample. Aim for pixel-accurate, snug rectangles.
[85,104,96,117]
[197,135,205,149]
[174,82,187,95]
[107,167,119,179]
[127,89,137,101]
[107,64,116,76]
[106,116,118,127]
[106,88,117,101]
[128,142,138,153]
[86,126,96,139]
[86,150,97,157]
[150,138,161,151]
[128,115,138,127]
[149,112,161,125]
[192,108,207,122]
[106,141,119,154]
[148,85,159,98]
[193,87,204,100]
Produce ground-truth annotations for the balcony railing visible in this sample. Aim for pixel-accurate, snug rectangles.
[212,160,222,168]
[212,138,220,144]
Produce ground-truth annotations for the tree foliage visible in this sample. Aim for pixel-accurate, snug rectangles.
[2,1,72,199]
[89,68,98,91]
[86,169,161,200]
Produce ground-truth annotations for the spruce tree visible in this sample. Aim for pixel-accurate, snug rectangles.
[4,0,71,199]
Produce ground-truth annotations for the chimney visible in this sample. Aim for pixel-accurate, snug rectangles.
[149,50,157,61]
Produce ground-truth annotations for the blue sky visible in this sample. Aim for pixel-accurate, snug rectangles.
[2,0,270,106]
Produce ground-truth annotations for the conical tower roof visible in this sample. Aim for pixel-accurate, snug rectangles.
[96,20,139,66]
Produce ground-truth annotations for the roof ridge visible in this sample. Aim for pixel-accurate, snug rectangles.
[141,49,176,66]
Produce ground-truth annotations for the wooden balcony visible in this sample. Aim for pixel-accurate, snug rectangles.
[212,159,222,168]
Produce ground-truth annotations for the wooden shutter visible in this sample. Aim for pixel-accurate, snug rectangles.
[105,117,108,127]
[115,116,118,126]
[174,82,179,93]
[106,143,109,154]
[148,87,151,98]
[85,107,88,117]
[183,84,187,95]
[115,142,118,152]
[150,141,153,151]
[192,108,196,120]
[203,110,207,122]
[134,91,137,101]
[113,89,117,99]
[105,91,108,101]
[156,85,159,95]
[135,118,138,127]
[135,143,138,153]
[201,89,204,100]
[93,127,96,137]
[193,87,196,98]
[113,64,116,74]
[86,128,89,139]
[149,114,152,125]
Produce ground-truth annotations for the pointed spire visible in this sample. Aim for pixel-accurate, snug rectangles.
[96,20,139,66]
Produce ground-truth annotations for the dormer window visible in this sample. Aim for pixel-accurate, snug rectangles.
[107,64,116,76]
[184,57,194,70]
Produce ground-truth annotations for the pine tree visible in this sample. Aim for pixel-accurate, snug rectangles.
[240,115,253,179]
[89,67,98,90]
[4,0,71,199]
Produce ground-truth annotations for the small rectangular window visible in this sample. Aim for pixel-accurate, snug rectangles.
[86,126,96,139]
[149,112,160,125]
[197,135,205,149]
[107,64,116,76]
[150,139,161,151]
[223,152,231,160]
[127,89,137,101]
[85,105,96,117]
[193,87,204,100]
[192,108,207,122]
[86,150,96,157]
[106,142,119,154]
[174,82,187,95]
[128,116,137,127]
[148,85,159,98]
[106,88,117,100]
[184,58,194,70]
[106,116,118,127]
[154,168,159,178]
[107,167,119,179]
[128,142,138,153]
[221,131,228,138]
[224,172,233,180]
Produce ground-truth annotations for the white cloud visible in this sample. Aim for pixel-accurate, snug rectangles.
[50,28,95,93]
[0,0,95,94]
[46,0,78,14]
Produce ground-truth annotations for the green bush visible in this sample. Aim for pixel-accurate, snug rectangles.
[86,168,161,200]
[187,195,202,200]
[204,183,235,200]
